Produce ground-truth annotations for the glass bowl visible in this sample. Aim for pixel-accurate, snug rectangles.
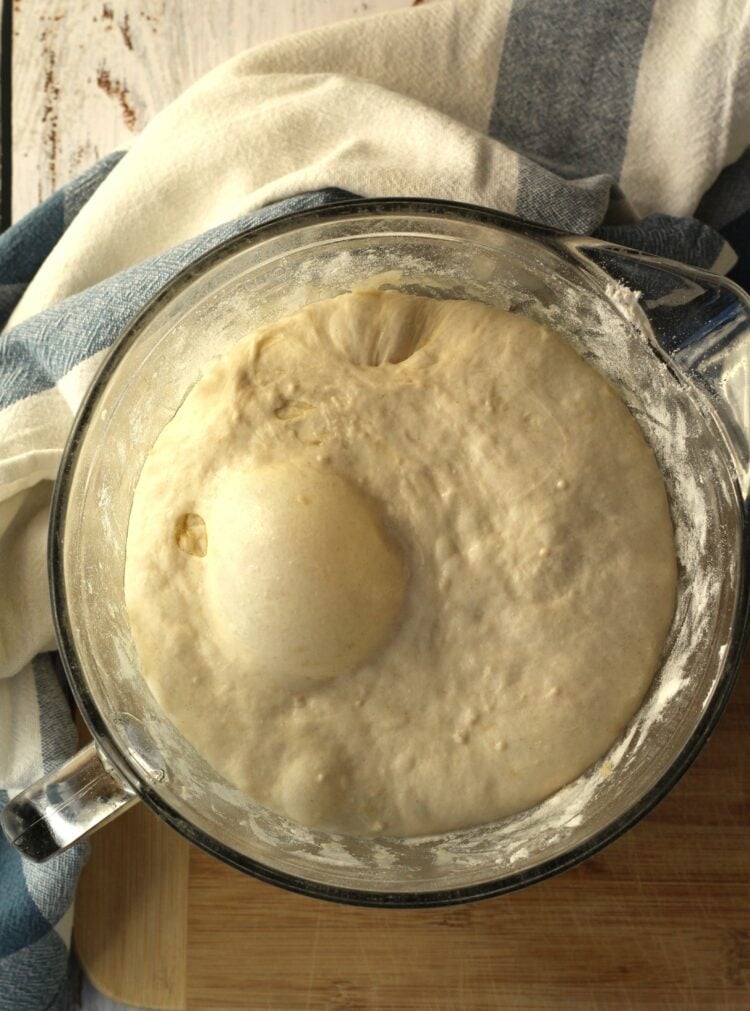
[3,199,749,907]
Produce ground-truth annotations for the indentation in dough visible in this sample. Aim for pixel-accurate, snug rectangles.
[274,399,314,421]
[364,340,417,366]
[323,291,427,366]
[175,513,207,557]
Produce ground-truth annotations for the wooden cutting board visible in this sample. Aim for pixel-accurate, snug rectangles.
[74,650,750,1011]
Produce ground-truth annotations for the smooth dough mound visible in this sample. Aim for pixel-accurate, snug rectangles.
[124,291,677,837]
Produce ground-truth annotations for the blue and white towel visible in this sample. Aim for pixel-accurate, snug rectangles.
[1,0,749,1006]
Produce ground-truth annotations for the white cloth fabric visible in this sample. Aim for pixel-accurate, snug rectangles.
[11,0,750,331]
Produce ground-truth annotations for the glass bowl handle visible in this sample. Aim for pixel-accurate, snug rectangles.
[0,741,138,861]
[569,239,750,501]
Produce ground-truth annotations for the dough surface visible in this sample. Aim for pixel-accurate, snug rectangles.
[124,291,677,837]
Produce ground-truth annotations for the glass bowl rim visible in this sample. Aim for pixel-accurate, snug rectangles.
[49,196,750,908]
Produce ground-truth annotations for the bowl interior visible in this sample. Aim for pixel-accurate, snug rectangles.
[53,208,743,902]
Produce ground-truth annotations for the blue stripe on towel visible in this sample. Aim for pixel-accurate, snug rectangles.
[490,0,655,230]
[0,187,358,412]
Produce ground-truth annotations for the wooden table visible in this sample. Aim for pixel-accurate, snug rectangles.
[5,3,750,1009]
[73,661,750,1010]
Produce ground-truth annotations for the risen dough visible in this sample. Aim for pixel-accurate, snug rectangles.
[124,291,677,837]
[204,462,407,690]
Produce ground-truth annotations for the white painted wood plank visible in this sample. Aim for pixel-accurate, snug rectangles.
[12,0,412,223]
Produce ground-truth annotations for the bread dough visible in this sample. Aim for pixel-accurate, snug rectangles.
[124,291,677,837]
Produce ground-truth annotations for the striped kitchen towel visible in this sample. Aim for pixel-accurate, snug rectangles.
[2,0,749,1007]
